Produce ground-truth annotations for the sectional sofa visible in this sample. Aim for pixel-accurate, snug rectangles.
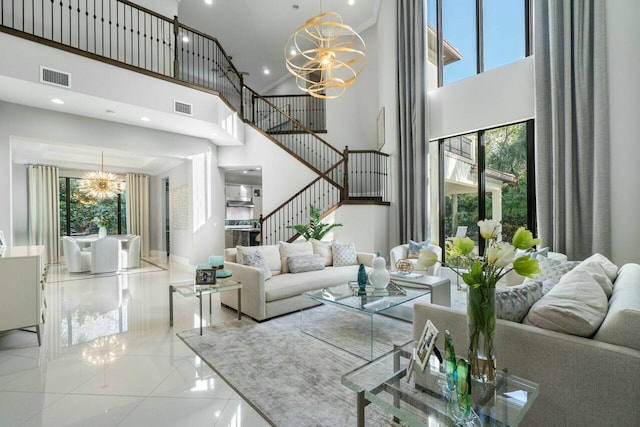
[412,256,640,426]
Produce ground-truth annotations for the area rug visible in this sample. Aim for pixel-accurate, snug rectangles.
[47,258,166,283]
[178,304,413,426]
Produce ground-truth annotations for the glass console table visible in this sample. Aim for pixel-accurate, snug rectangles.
[342,341,540,426]
[169,279,242,335]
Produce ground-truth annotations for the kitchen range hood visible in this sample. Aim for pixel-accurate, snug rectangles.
[226,197,255,208]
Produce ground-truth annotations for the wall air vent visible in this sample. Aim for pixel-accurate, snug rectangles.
[40,66,71,88]
[174,100,193,116]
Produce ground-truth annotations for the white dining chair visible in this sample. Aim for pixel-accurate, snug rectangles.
[120,235,141,269]
[62,236,91,273]
[90,237,120,274]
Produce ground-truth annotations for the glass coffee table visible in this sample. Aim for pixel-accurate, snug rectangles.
[342,341,540,426]
[302,282,430,360]
[169,279,242,335]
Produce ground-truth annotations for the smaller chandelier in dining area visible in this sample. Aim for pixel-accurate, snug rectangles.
[285,11,366,99]
[80,151,121,199]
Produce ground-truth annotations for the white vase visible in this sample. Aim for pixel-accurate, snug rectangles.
[369,253,390,289]
[98,226,107,238]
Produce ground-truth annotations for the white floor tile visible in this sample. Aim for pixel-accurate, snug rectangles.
[0,391,64,426]
[215,399,272,427]
[151,357,235,400]
[118,396,228,427]
[20,394,143,427]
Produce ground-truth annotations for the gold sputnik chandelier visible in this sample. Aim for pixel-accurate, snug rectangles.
[285,9,366,99]
[80,151,120,199]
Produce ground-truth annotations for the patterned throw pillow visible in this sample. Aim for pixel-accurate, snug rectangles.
[407,240,428,259]
[532,256,580,292]
[496,281,544,323]
[287,254,325,274]
[331,241,358,266]
[242,250,272,281]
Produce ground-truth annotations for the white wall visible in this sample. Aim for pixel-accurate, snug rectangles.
[218,126,317,214]
[607,0,640,265]
[330,204,390,257]
[428,57,535,139]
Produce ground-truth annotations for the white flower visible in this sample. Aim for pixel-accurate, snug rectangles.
[485,242,516,268]
[478,219,501,240]
[417,247,439,270]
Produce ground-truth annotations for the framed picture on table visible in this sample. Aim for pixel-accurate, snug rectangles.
[195,269,217,285]
[414,319,439,371]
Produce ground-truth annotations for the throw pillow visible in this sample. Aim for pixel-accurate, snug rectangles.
[310,238,333,266]
[582,253,619,282]
[532,256,580,292]
[287,254,325,274]
[496,281,543,323]
[332,241,358,266]
[242,250,272,281]
[278,241,313,273]
[570,261,614,298]
[523,270,608,337]
[407,240,428,259]
[236,244,281,276]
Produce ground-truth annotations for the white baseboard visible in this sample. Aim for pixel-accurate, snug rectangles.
[169,254,190,266]
[149,250,168,258]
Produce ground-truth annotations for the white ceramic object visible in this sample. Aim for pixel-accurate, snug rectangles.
[98,226,107,239]
[369,253,390,289]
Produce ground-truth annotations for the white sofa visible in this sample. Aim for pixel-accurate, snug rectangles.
[220,242,375,321]
[412,260,640,426]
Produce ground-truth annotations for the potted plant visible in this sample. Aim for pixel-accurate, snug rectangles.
[286,204,342,241]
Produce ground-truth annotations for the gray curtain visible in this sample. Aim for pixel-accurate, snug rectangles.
[396,0,429,244]
[125,173,150,257]
[535,0,610,260]
[27,165,60,263]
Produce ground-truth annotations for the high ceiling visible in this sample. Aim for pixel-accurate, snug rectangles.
[178,0,379,93]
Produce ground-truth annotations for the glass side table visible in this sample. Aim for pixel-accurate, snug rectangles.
[342,341,540,426]
[169,279,242,335]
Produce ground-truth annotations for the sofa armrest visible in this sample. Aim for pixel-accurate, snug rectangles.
[412,303,640,426]
[356,252,375,267]
[219,261,267,321]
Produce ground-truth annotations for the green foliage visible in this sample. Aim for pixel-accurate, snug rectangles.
[287,204,342,241]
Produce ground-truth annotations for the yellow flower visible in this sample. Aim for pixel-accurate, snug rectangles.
[477,219,500,240]
[454,237,475,255]
[513,255,541,278]
[417,247,439,269]
[511,227,541,250]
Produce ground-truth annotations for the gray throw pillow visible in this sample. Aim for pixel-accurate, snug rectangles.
[243,249,272,281]
[496,281,543,323]
[287,254,325,274]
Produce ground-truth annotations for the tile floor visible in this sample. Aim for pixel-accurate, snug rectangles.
[0,256,270,427]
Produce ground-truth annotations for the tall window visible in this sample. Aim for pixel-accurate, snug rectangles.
[431,0,531,86]
[437,120,534,261]
[59,177,127,236]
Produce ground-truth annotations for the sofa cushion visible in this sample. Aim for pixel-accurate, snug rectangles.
[265,265,361,302]
[278,241,314,273]
[571,261,614,298]
[332,241,358,266]
[582,253,619,282]
[496,280,543,323]
[243,250,272,281]
[532,256,580,293]
[310,238,333,266]
[407,240,428,259]
[523,270,608,337]
[237,245,281,276]
[288,254,325,274]
[594,264,640,351]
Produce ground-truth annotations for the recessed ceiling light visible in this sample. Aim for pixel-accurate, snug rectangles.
[263,68,270,75]
[205,0,213,4]
[141,116,150,122]
[348,0,355,5]
[50,98,64,104]
[242,170,248,174]
[182,35,189,43]
[256,167,261,170]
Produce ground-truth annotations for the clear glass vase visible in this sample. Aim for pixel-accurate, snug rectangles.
[467,285,497,383]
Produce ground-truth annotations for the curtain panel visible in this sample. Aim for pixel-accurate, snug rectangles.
[534,0,610,259]
[125,173,150,257]
[27,165,60,263]
[396,0,429,244]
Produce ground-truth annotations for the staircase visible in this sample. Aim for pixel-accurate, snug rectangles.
[0,0,389,244]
